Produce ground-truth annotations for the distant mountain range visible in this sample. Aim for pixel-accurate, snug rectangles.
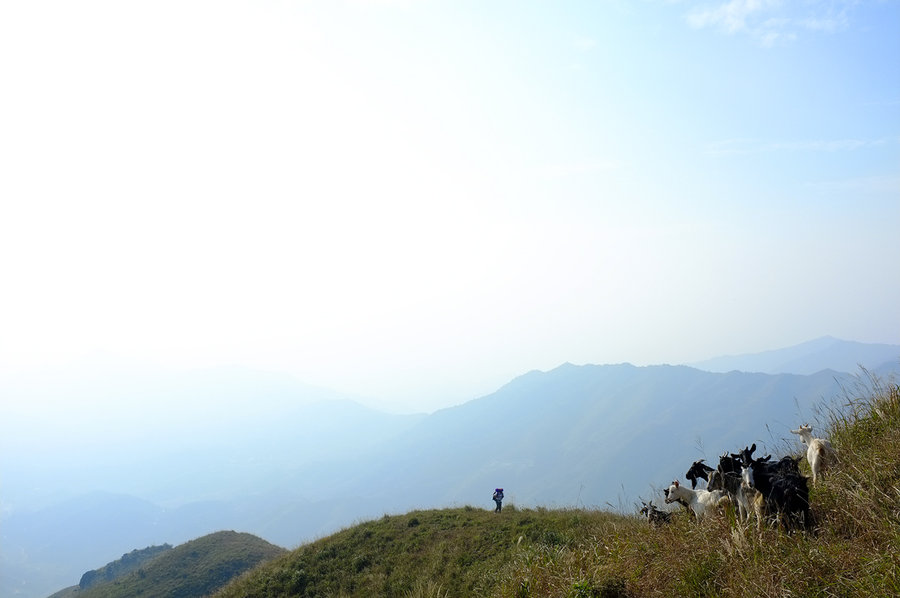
[5,337,898,598]
[688,336,900,375]
[346,363,865,511]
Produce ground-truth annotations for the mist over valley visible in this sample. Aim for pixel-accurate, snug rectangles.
[2,338,898,598]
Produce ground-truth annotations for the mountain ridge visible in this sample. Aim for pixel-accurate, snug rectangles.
[211,372,900,596]
[687,335,900,375]
[7,337,900,598]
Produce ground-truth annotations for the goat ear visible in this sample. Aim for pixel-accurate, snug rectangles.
[750,443,756,452]
[673,480,680,488]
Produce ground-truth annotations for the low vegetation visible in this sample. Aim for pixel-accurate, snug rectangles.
[47,545,173,598]
[75,531,285,598]
[79,544,173,590]
[214,506,636,597]
[216,372,899,597]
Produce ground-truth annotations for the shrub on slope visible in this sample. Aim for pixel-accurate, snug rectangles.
[77,530,285,598]
[78,544,173,590]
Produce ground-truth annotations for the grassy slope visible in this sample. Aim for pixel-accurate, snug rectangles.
[218,375,900,597]
[215,506,636,597]
[46,545,172,598]
[77,531,285,598]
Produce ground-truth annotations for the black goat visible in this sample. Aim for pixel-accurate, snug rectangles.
[685,459,714,489]
[707,447,760,522]
[741,452,811,531]
[768,455,802,477]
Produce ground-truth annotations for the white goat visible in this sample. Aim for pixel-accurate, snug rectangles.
[790,424,835,484]
[664,480,729,521]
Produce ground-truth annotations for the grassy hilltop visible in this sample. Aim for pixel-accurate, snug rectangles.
[215,374,900,597]
[72,531,285,598]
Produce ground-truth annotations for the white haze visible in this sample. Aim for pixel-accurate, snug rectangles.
[1,1,898,413]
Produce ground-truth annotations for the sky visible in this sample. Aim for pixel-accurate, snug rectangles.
[1,0,898,412]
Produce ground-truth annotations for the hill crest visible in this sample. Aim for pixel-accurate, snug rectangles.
[50,531,285,598]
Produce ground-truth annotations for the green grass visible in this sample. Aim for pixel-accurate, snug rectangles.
[78,531,285,598]
[216,373,900,597]
[215,506,636,598]
[79,544,173,590]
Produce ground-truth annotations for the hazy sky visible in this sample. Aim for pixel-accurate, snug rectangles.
[2,0,898,411]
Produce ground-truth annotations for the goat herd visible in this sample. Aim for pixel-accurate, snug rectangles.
[640,424,836,532]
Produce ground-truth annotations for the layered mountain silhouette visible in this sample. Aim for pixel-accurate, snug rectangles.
[689,335,899,375]
[3,338,898,598]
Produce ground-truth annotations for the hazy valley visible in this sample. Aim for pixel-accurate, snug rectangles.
[2,337,899,597]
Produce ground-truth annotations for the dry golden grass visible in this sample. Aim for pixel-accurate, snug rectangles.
[492,372,900,598]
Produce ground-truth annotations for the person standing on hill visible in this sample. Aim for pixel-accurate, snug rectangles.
[493,488,504,512]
